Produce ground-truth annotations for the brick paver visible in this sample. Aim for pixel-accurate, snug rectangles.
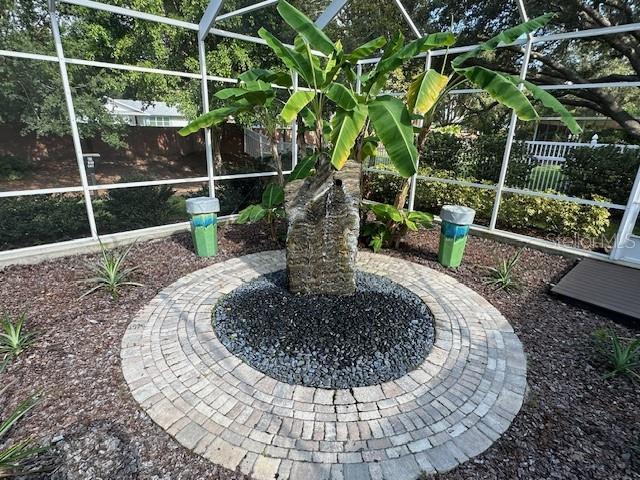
[122,251,527,479]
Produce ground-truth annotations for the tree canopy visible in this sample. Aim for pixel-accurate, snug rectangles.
[1,0,638,143]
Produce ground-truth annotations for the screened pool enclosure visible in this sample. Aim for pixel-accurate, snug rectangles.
[1,0,640,266]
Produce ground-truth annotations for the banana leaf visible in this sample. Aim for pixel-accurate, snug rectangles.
[367,96,418,177]
[289,153,317,180]
[407,69,449,115]
[345,36,387,62]
[453,13,554,68]
[509,76,582,135]
[261,183,285,208]
[277,0,335,56]
[179,106,243,136]
[326,82,358,110]
[258,27,316,86]
[280,91,315,123]
[330,104,368,170]
[458,66,538,121]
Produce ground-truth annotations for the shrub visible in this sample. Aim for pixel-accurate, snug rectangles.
[101,175,176,232]
[592,327,640,381]
[0,154,31,181]
[420,133,532,187]
[363,165,611,238]
[564,146,640,204]
[0,194,90,250]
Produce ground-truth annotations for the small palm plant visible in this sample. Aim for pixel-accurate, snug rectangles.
[0,313,37,358]
[0,361,43,477]
[80,241,143,300]
[483,249,523,292]
[592,327,640,381]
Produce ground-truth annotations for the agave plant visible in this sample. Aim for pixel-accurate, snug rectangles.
[483,249,523,292]
[0,313,37,358]
[592,327,640,381]
[80,240,143,300]
[180,1,579,295]
[0,360,43,477]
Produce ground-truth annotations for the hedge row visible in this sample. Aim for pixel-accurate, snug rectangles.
[364,166,611,239]
[0,178,263,250]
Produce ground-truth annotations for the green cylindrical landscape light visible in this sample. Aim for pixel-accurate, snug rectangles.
[438,205,476,268]
[186,197,221,257]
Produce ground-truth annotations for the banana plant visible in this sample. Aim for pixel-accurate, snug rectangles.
[235,183,285,241]
[389,13,582,208]
[362,203,433,252]
[181,0,456,183]
[180,70,290,186]
[179,1,581,246]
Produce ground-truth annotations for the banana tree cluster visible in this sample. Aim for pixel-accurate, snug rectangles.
[179,0,581,243]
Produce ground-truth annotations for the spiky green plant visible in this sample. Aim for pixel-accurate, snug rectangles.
[592,327,640,381]
[80,240,143,300]
[483,249,523,292]
[0,313,37,358]
[0,360,43,478]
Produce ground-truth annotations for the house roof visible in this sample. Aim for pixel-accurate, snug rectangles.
[105,98,184,117]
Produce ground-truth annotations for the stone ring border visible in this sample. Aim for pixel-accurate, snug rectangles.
[121,251,527,480]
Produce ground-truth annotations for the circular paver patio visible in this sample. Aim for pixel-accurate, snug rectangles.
[121,251,527,480]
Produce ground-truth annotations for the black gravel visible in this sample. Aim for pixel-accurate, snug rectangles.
[213,270,435,389]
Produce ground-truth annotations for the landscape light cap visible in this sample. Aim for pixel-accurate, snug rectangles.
[186,196,220,214]
[440,205,476,225]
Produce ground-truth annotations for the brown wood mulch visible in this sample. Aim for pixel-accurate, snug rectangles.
[0,224,638,480]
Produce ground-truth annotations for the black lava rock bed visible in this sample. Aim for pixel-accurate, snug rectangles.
[213,270,435,388]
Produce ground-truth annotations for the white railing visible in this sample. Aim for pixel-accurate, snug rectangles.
[243,128,292,160]
[523,140,640,192]
[367,140,639,193]
[524,140,639,162]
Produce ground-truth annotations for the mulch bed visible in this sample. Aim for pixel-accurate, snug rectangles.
[1,223,638,479]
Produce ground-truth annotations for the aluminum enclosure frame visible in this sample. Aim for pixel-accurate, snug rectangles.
[1,0,639,264]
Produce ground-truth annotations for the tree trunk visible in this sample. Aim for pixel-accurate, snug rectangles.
[271,134,284,187]
[394,178,411,210]
[284,160,361,295]
[212,128,223,174]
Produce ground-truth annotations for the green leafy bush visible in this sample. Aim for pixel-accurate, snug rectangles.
[100,175,176,232]
[361,203,433,252]
[0,155,31,181]
[420,133,532,187]
[564,146,640,205]
[364,165,611,238]
[0,194,90,250]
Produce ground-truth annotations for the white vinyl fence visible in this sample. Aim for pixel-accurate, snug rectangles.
[524,141,640,192]
[243,128,292,160]
[368,140,640,193]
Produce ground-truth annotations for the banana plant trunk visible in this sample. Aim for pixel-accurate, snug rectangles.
[284,160,361,295]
